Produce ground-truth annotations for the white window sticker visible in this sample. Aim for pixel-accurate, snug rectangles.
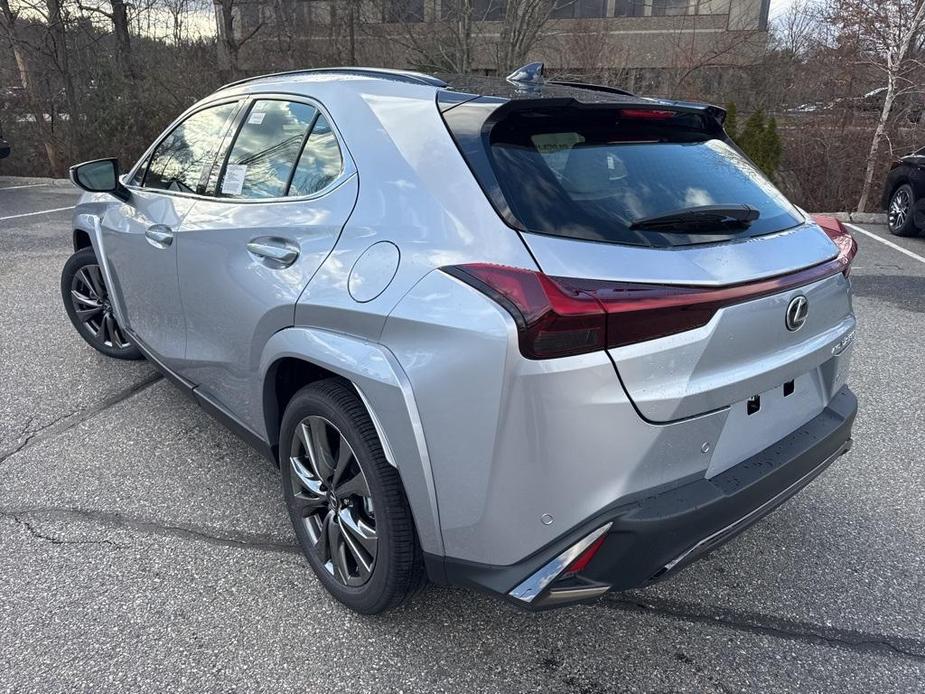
[247,111,266,125]
[221,164,247,195]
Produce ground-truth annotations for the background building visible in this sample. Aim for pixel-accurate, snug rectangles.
[233,0,771,89]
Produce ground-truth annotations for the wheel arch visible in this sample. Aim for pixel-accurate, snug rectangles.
[262,356,340,460]
[257,327,444,556]
[70,214,131,330]
[884,174,912,210]
[73,228,92,252]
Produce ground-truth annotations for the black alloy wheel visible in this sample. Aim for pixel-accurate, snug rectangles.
[61,248,142,360]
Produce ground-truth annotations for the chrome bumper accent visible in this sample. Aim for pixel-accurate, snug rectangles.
[508,523,612,603]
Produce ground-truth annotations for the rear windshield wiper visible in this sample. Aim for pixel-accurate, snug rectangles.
[630,205,760,232]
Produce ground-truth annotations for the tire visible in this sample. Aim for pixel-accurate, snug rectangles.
[887,183,920,237]
[280,378,426,614]
[61,248,143,360]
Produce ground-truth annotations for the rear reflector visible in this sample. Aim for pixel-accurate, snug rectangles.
[508,523,613,603]
[561,534,608,577]
[444,219,856,360]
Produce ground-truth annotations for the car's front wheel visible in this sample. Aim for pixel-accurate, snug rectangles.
[61,248,143,360]
[887,183,920,237]
[280,378,425,613]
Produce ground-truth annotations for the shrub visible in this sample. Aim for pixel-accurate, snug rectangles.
[725,102,783,180]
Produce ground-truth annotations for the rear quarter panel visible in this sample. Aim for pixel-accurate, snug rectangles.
[290,81,537,341]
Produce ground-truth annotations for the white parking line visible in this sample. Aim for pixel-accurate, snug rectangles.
[0,183,52,191]
[845,223,925,266]
[0,205,74,221]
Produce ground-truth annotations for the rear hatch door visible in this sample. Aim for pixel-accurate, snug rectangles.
[442,95,855,422]
[519,225,854,423]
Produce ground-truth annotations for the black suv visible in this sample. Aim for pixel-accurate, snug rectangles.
[882,146,925,237]
[0,121,10,160]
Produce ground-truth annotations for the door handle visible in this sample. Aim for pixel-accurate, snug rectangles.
[145,225,174,248]
[247,238,299,268]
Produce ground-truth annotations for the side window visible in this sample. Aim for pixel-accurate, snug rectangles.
[288,114,344,197]
[219,100,318,199]
[143,102,239,194]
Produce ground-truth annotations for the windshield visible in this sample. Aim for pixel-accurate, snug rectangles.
[487,107,803,246]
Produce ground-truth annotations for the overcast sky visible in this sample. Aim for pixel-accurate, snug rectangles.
[769,0,798,20]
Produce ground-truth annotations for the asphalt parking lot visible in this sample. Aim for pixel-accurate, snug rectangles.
[1,177,923,693]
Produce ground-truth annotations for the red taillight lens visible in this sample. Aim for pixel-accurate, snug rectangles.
[557,278,721,349]
[444,222,857,360]
[617,108,677,120]
[811,215,858,276]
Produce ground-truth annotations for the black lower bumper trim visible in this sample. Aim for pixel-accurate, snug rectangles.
[427,386,858,608]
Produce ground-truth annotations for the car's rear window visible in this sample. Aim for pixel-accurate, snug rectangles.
[485,107,803,246]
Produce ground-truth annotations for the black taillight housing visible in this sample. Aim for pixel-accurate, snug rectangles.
[442,264,606,359]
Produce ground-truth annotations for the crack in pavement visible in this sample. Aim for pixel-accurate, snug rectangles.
[6,503,922,665]
[5,415,35,457]
[2,411,77,463]
[604,593,925,663]
[0,506,301,556]
[10,514,128,549]
[0,372,163,464]
[1,345,920,667]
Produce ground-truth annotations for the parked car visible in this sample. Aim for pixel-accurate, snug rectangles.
[857,87,925,123]
[0,121,9,159]
[789,87,924,123]
[63,65,858,614]
[882,146,925,236]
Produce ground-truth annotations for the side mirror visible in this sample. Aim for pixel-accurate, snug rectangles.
[69,158,130,201]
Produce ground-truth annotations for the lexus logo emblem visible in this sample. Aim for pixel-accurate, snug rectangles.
[785,295,809,332]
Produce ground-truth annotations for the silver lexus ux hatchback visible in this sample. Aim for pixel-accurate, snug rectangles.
[63,65,858,613]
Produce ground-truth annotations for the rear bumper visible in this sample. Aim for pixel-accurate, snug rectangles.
[427,385,857,609]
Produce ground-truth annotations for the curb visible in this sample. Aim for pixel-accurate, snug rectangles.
[0,175,71,187]
[821,212,887,225]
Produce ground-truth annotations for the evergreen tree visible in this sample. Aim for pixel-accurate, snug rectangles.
[738,110,766,163]
[723,108,782,180]
[724,101,738,140]
[762,116,782,178]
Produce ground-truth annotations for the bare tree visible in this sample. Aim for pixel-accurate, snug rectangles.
[213,0,263,81]
[345,0,358,64]
[831,0,925,211]
[76,0,141,83]
[496,0,554,73]
[0,0,65,171]
[151,0,223,43]
[161,0,194,43]
[370,0,487,73]
[2,0,85,171]
[110,0,134,70]
[773,0,825,57]
[431,0,478,73]
[666,14,765,98]
[43,0,82,148]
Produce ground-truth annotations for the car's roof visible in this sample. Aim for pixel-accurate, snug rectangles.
[219,67,449,92]
[212,66,721,117]
[216,67,649,105]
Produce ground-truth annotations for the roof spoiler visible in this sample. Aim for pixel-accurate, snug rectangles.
[502,62,724,125]
[489,96,727,130]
